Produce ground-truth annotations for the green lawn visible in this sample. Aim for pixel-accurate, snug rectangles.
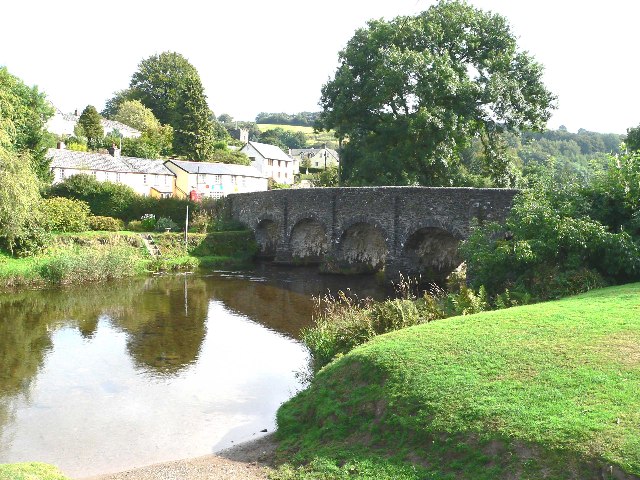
[275,283,640,479]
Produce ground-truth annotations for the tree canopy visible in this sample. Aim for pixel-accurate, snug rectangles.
[114,100,161,132]
[121,51,227,160]
[317,0,556,187]
[78,105,104,149]
[0,67,54,181]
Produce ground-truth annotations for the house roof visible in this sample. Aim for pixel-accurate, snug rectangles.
[245,141,292,162]
[166,159,267,178]
[48,149,173,175]
[101,119,141,135]
[289,148,339,161]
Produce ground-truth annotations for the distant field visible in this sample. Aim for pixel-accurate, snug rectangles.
[257,123,338,148]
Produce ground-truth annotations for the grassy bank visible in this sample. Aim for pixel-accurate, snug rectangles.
[0,230,257,290]
[0,463,68,480]
[274,283,640,479]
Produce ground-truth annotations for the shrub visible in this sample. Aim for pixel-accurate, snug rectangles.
[155,217,179,232]
[127,220,144,232]
[88,216,123,231]
[40,197,90,233]
[140,214,156,231]
[189,211,211,233]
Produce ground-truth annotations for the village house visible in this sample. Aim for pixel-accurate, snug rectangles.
[289,147,339,171]
[48,147,175,198]
[240,141,297,185]
[164,159,268,200]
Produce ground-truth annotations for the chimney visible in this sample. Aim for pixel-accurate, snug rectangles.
[74,109,78,117]
[108,143,121,158]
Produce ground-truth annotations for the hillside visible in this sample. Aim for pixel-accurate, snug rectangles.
[275,283,640,479]
[256,123,338,149]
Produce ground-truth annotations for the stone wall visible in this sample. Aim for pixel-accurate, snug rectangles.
[227,187,518,280]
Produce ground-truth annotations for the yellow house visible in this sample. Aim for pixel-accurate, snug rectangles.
[164,159,268,200]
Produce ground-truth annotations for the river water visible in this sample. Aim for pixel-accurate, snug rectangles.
[0,266,386,478]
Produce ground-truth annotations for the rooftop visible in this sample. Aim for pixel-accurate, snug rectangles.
[166,159,267,178]
[48,148,173,175]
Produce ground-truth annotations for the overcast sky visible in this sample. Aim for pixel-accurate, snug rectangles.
[1,0,638,134]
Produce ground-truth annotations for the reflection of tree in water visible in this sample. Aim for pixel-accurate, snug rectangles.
[118,277,210,377]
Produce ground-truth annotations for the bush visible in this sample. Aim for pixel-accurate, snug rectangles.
[88,216,123,231]
[140,214,156,231]
[155,217,179,232]
[40,197,90,233]
[127,220,144,232]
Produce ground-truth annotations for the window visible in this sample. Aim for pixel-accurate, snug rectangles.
[143,174,147,184]
[231,175,237,184]
[241,177,246,187]
[60,168,65,179]
[277,171,281,178]
[154,174,159,185]
[268,159,273,166]
[198,174,205,184]
[213,175,221,184]
[92,171,97,177]
[278,160,281,167]
[284,172,288,178]
[164,175,168,185]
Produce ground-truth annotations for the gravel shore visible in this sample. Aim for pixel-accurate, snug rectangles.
[80,434,277,480]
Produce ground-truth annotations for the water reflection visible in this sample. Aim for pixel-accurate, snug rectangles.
[0,268,384,477]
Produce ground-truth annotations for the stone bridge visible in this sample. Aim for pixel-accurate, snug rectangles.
[227,187,518,281]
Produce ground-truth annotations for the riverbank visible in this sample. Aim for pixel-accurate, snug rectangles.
[81,434,277,480]
[0,435,278,480]
[274,282,640,479]
[0,231,257,290]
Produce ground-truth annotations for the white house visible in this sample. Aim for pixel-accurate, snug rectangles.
[48,148,175,197]
[240,141,297,185]
[289,147,339,171]
[47,107,141,138]
[164,159,268,200]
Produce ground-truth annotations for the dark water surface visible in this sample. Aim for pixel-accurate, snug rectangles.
[0,266,386,478]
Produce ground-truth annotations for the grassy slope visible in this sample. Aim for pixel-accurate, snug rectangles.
[276,283,640,479]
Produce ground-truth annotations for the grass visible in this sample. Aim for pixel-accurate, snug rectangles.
[274,283,640,479]
[0,463,69,480]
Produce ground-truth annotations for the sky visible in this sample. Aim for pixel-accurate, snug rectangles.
[1,0,638,134]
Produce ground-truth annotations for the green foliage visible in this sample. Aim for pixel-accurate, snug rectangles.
[139,213,156,231]
[255,111,320,126]
[310,165,339,187]
[0,67,54,181]
[277,283,640,479]
[0,463,70,480]
[113,99,160,132]
[627,124,640,152]
[0,147,47,255]
[258,127,307,149]
[78,105,103,149]
[40,197,90,233]
[207,147,250,165]
[38,245,142,284]
[87,215,123,231]
[461,168,640,300]
[318,1,555,186]
[49,173,138,219]
[154,216,179,232]
[127,51,227,160]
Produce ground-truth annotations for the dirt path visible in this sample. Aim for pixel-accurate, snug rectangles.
[80,434,278,480]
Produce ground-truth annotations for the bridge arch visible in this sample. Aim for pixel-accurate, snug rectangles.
[254,216,280,258]
[326,217,391,274]
[288,217,329,264]
[398,219,464,281]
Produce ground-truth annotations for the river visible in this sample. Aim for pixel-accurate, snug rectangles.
[0,266,386,478]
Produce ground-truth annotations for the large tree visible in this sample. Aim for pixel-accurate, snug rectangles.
[125,51,226,159]
[317,0,556,187]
